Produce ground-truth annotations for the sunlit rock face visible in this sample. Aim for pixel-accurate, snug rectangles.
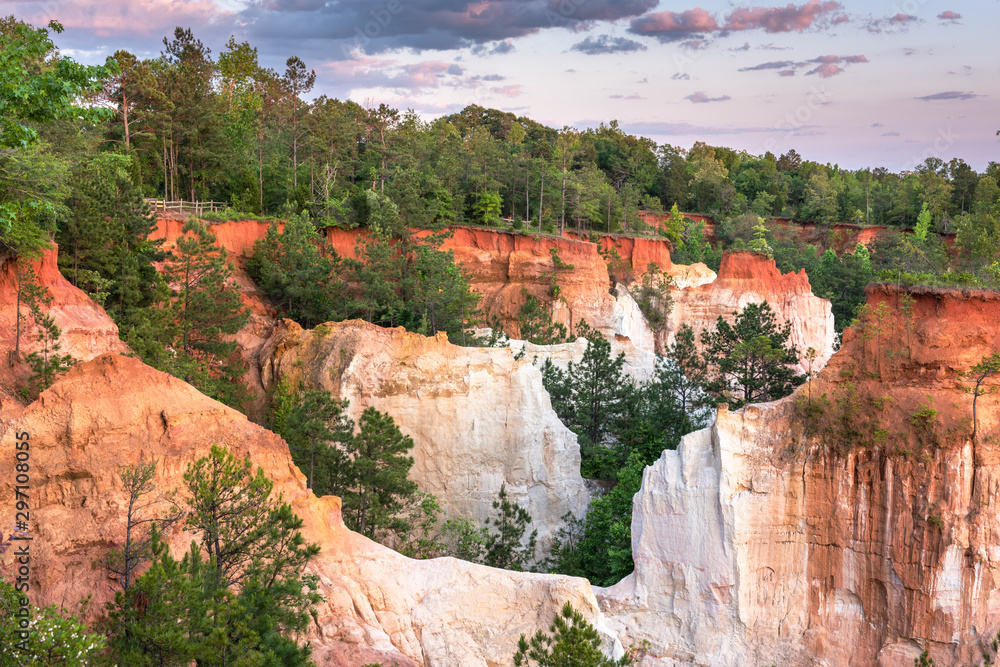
[0,353,621,667]
[257,319,591,550]
[663,251,836,374]
[599,286,1000,667]
[0,246,128,364]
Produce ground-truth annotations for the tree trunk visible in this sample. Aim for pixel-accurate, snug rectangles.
[538,169,544,232]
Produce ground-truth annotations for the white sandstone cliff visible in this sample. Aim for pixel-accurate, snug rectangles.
[257,319,592,550]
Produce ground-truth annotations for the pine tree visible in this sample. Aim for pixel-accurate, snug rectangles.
[136,218,248,406]
[702,301,805,409]
[271,385,353,493]
[483,484,537,571]
[513,602,633,667]
[341,408,418,539]
[246,216,340,328]
[22,277,76,394]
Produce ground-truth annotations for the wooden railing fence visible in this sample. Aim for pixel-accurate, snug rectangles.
[144,199,229,216]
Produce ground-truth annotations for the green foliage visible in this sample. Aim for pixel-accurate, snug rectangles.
[960,353,1000,440]
[747,216,773,258]
[340,407,419,539]
[628,263,673,332]
[701,301,805,409]
[0,18,113,255]
[516,289,569,344]
[270,383,353,493]
[129,219,248,408]
[103,445,322,667]
[513,601,633,667]
[0,581,105,666]
[541,329,628,477]
[18,273,76,394]
[472,190,503,226]
[546,451,645,586]
[914,202,932,241]
[810,245,875,332]
[483,484,538,571]
[246,217,339,328]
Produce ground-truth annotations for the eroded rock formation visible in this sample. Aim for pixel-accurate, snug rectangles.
[0,246,128,423]
[257,319,591,548]
[664,251,836,373]
[0,354,621,667]
[600,285,1000,666]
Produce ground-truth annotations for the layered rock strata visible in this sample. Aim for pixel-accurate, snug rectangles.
[664,251,836,373]
[600,285,1000,666]
[0,354,621,667]
[257,319,591,548]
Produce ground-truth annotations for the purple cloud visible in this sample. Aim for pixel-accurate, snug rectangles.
[915,91,982,101]
[685,91,732,103]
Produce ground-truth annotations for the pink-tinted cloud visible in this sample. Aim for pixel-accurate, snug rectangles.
[14,0,230,37]
[630,2,846,41]
[808,63,843,78]
[685,91,732,103]
[491,85,522,98]
[741,54,867,77]
[865,13,920,33]
[630,8,720,39]
[938,11,962,22]
[724,1,844,33]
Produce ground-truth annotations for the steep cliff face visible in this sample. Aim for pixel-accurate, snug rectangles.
[0,354,620,667]
[0,247,128,363]
[0,247,128,422]
[256,319,591,548]
[600,285,1000,667]
[434,227,621,341]
[664,251,836,373]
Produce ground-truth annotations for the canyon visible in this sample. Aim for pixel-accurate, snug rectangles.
[1,222,994,666]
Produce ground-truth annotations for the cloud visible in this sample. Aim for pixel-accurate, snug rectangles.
[610,93,646,100]
[724,1,845,33]
[871,122,883,127]
[471,40,516,56]
[808,63,843,77]
[571,35,648,55]
[938,10,962,22]
[672,72,692,80]
[739,60,797,71]
[630,1,846,42]
[237,0,660,60]
[741,53,867,77]
[915,91,983,101]
[865,13,921,33]
[685,91,732,103]
[325,55,511,96]
[10,0,230,38]
[881,131,901,136]
[629,8,720,41]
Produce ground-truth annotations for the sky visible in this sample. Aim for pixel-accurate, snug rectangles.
[6,0,998,171]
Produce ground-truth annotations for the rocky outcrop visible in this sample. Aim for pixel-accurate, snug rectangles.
[599,285,1000,666]
[665,251,836,373]
[257,319,591,549]
[437,227,621,341]
[0,246,128,423]
[0,354,621,666]
[0,247,128,363]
